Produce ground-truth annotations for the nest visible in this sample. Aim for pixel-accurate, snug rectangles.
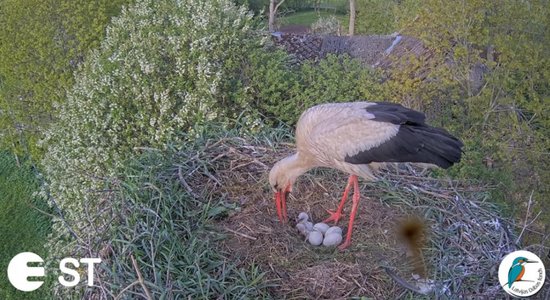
[179,135,547,299]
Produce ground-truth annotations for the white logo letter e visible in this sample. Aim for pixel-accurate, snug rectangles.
[7,252,45,292]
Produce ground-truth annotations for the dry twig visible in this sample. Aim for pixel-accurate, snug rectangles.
[131,254,153,300]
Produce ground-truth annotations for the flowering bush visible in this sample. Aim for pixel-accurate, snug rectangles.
[41,0,261,256]
[311,16,342,35]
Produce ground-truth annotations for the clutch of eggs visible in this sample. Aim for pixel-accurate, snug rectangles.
[295,212,342,247]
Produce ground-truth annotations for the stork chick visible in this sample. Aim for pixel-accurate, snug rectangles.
[269,101,463,250]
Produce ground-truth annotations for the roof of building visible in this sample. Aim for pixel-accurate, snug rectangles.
[271,32,431,69]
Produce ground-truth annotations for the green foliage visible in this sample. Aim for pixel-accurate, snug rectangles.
[340,0,549,227]
[352,0,426,35]
[354,0,398,34]
[234,0,268,13]
[382,0,550,225]
[281,0,348,13]
[0,151,53,299]
[290,55,381,116]
[236,0,348,15]
[244,53,383,124]
[0,0,130,159]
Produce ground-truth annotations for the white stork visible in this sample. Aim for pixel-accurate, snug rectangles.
[269,101,463,250]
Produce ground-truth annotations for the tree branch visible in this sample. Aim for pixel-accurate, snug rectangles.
[275,0,286,12]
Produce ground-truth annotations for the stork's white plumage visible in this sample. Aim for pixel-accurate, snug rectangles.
[269,101,463,250]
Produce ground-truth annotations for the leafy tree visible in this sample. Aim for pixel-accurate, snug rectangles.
[242,52,382,124]
[349,0,356,35]
[269,0,287,31]
[388,0,550,228]
[352,0,398,35]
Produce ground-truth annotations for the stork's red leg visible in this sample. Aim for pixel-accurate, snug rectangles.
[274,187,289,223]
[281,189,288,222]
[339,175,360,250]
[324,175,356,224]
[275,192,283,222]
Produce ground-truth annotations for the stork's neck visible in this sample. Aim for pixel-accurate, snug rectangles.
[279,152,314,184]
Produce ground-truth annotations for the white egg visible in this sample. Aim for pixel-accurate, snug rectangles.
[304,221,313,231]
[313,222,330,234]
[308,231,323,246]
[322,233,343,247]
[325,226,342,236]
[297,212,309,222]
[296,223,309,236]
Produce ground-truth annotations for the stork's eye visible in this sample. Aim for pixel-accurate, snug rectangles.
[274,183,279,190]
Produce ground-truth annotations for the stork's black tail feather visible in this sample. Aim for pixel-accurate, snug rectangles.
[399,124,464,169]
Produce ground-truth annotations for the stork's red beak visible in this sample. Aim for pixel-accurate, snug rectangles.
[274,188,289,223]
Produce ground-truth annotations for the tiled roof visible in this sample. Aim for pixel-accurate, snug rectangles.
[271,32,431,69]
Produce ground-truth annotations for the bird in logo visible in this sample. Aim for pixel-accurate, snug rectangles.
[507,257,536,288]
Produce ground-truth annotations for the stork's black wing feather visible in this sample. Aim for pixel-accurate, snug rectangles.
[366,101,426,125]
[345,102,463,169]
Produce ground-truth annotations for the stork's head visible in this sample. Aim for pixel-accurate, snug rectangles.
[269,153,310,223]
[269,159,293,193]
[269,158,293,223]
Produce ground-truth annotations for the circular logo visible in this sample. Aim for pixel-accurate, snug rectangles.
[7,252,45,292]
[498,250,545,297]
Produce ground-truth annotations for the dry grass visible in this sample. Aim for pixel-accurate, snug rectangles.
[179,134,549,299]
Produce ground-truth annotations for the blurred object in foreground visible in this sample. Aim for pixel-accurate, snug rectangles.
[397,216,428,278]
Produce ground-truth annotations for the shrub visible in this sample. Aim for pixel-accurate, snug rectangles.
[311,16,342,34]
[390,0,550,229]
[244,53,384,124]
[354,0,398,34]
[41,0,261,257]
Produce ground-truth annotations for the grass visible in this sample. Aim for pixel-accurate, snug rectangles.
[279,10,347,27]
[0,151,53,299]
[55,127,280,298]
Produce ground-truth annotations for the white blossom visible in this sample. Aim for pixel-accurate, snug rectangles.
[41,0,263,279]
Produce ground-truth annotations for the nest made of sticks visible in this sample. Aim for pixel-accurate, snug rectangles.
[179,135,547,299]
